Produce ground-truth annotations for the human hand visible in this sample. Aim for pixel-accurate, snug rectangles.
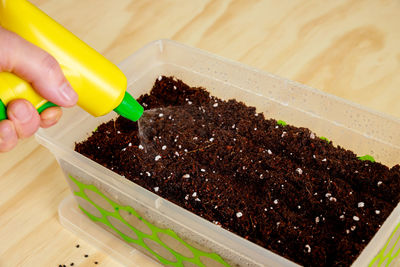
[0,27,78,152]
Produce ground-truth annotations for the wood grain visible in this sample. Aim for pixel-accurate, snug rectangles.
[0,0,399,266]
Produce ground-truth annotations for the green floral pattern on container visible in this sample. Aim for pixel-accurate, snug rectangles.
[68,175,229,267]
[276,120,287,126]
[69,175,400,266]
[319,136,329,142]
[370,222,400,266]
[358,154,376,163]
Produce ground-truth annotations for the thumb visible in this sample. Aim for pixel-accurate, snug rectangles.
[0,27,78,107]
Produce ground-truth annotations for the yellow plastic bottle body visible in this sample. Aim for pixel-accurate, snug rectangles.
[0,73,48,110]
[0,0,127,117]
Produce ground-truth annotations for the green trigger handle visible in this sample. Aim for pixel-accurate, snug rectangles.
[0,99,57,121]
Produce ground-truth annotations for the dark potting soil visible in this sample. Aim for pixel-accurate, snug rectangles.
[75,76,400,266]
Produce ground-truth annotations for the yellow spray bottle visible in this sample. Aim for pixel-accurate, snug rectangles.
[0,0,143,122]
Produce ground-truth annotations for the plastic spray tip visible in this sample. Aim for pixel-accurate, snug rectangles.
[114,92,144,122]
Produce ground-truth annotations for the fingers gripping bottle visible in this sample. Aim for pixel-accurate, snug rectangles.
[0,0,143,122]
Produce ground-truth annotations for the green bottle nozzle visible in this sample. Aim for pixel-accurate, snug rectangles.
[114,92,144,122]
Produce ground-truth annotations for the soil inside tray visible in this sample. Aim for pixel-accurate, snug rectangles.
[75,76,400,266]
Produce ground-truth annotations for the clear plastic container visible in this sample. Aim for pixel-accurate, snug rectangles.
[36,39,400,266]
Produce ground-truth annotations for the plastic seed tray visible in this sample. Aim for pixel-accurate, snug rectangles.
[37,40,400,266]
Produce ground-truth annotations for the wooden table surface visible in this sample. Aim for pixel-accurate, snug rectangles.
[1,0,399,266]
